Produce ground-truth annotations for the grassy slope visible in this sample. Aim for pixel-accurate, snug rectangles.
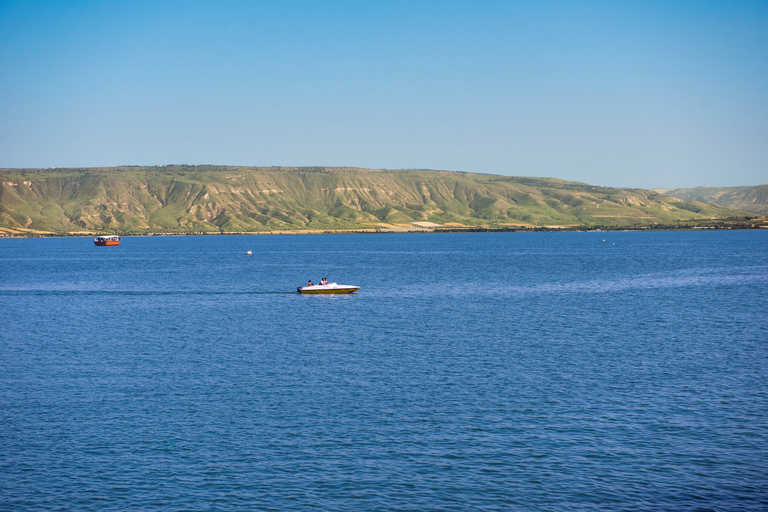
[655,185,768,215]
[0,166,753,233]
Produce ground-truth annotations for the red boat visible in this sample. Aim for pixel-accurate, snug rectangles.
[94,235,121,246]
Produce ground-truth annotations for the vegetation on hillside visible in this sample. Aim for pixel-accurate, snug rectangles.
[655,185,768,215]
[0,166,757,235]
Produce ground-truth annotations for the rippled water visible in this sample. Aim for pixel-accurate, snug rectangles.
[1,231,767,511]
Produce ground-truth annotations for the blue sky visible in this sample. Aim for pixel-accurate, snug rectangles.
[1,0,766,188]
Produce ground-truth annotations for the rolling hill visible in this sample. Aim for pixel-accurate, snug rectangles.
[654,185,768,215]
[0,166,757,235]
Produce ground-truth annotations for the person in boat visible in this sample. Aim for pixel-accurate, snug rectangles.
[320,277,328,285]
[306,280,314,287]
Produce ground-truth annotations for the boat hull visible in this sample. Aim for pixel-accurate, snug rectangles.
[94,237,120,246]
[298,284,360,294]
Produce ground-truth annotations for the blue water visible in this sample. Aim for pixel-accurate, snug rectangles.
[1,231,767,511]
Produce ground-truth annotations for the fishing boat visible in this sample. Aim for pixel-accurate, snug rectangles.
[297,282,360,294]
[94,235,121,246]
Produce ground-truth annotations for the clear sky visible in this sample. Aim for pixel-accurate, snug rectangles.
[1,0,766,188]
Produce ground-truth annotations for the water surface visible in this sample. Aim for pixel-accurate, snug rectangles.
[1,231,767,510]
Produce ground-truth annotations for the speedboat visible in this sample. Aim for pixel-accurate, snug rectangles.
[297,282,360,294]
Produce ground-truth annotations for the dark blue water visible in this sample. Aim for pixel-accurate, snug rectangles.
[1,231,767,511]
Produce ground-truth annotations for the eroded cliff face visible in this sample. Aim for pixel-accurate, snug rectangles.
[0,166,751,233]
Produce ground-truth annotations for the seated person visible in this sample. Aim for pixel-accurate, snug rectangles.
[320,277,328,285]
[306,280,314,287]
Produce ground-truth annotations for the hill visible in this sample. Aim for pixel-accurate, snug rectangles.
[653,185,768,215]
[0,166,757,235]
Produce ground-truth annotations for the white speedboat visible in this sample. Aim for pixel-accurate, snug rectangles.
[297,282,360,294]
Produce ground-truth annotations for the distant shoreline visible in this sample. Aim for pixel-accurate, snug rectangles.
[1,219,766,238]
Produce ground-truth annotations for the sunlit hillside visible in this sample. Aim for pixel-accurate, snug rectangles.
[654,185,768,216]
[0,166,754,234]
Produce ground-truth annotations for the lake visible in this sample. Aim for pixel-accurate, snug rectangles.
[1,231,767,511]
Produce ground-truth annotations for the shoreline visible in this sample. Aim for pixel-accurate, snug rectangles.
[1,218,766,238]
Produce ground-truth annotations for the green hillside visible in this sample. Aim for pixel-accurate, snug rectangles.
[0,166,756,235]
[654,185,768,215]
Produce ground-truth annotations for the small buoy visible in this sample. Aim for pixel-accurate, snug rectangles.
[246,250,252,255]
